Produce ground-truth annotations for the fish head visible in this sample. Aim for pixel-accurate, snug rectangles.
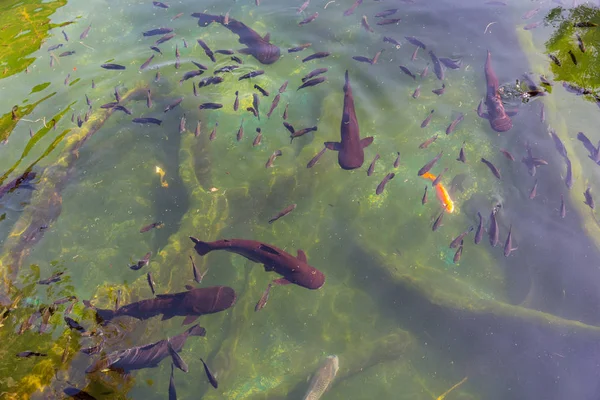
[289,266,326,290]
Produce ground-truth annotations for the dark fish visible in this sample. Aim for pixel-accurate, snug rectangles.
[267,94,280,118]
[283,121,295,134]
[147,273,156,295]
[64,388,97,400]
[278,80,289,93]
[457,142,466,163]
[439,57,462,69]
[199,103,223,110]
[419,135,438,149]
[164,98,183,113]
[299,12,319,25]
[247,107,258,118]
[568,50,577,65]
[253,128,262,146]
[431,167,448,186]
[377,18,401,25]
[255,283,272,311]
[17,351,47,358]
[429,50,444,80]
[86,324,206,373]
[393,152,401,168]
[548,53,561,66]
[576,33,586,53]
[101,63,125,70]
[482,51,512,132]
[383,36,401,47]
[562,82,590,95]
[269,204,297,224]
[398,65,416,79]
[504,225,517,257]
[343,0,363,16]
[560,194,566,218]
[65,316,85,333]
[150,46,162,53]
[367,154,380,176]
[421,186,428,205]
[193,82,198,97]
[59,51,76,57]
[193,13,280,64]
[85,94,92,107]
[237,120,244,141]
[283,103,289,120]
[265,150,283,168]
[412,85,421,99]
[132,117,162,125]
[62,30,69,41]
[215,49,234,55]
[190,238,325,289]
[417,151,443,176]
[288,43,312,53]
[324,71,373,170]
[239,70,265,80]
[192,61,208,70]
[213,65,239,74]
[112,105,131,115]
[432,211,444,231]
[146,90,153,108]
[200,358,219,389]
[302,52,330,62]
[130,251,152,271]
[481,158,501,180]
[298,76,326,90]
[231,55,243,63]
[77,115,83,128]
[584,187,595,209]
[167,341,188,373]
[233,91,239,111]
[80,24,91,40]
[179,70,203,84]
[474,212,484,244]
[432,84,445,96]
[446,113,464,135]
[198,76,224,87]
[529,179,538,200]
[450,226,473,248]
[169,364,177,400]
[489,205,500,247]
[376,9,398,18]
[376,173,395,195]
[499,148,514,161]
[143,28,173,37]
[307,147,327,168]
[153,1,169,8]
[353,56,372,64]
[38,272,64,285]
[453,243,463,264]
[255,84,269,96]
[253,93,260,120]
[210,123,218,141]
[405,36,426,49]
[156,33,176,45]
[291,126,318,142]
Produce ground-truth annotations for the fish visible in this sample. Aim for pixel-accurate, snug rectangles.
[446,113,464,135]
[265,150,283,168]
[453,243,463,264]
[432,211,444,231]
[429,51,444,80]
[253,128,262,146]
[421,186,428,205]
[299,12,319,25]
[239,70,265,80]
[432,84,446,96]
[504,225,518,257]
[180,70,204,85]
[360,15,374,33]
[130,251,152,271]
[155,70,161,82]
[419,135,438,149]
[147,272,156,295]
[398,65,416,80]
[393,152,401,168]
[577,131,597,158]
[522,7,540,19]
[431,167,448,187]
[200,358,219,389]
[457,142,466,163]
[150,46,163,55]
[237,120,244,141]
[367,154,380,176]
[412,85,421,99]
[405,36,426,49]
[231,55,243,63]
[192,61,208,70]
[253,93,260,120]
[190,238,326,289]
[173,12,184,20]
[247,107,258,118]
[267,94,280,118]
[302,52,330,62]
[65,316,85,333]
[179,114,187,133]
[193,13,280,64]
[62,30,69,41]
[439,57,462,69]
[560,194,566,218]
[80,24,91,40]
[297,0,310,13]
[255,283,272,311]
[417,151,443,176]
[303,355,339,400]
[155,33,176,45]
[64,73,71,86]
[278,81,289,93]
[291,126,318,142]
[17,351,47,358]
[489,205,500,247]
[584,187,595,209]
[233,91,239,111]
[371,49,384,64]
[383,36,402,47]
[268,204,297,224]
[343,0,363,16]
[353,56,372,64]
[529,179,538,200]
[568,49,577,65]
[421,172,454,213]
[550,130,568,159]
[38,272,63,285]
[450,227,474,248]
[298,77,326,90]
[324,71,373,170]
[474,212,484,244]
[499,148,515,161]
[146,90,153,108]
[199,103,223,110]
[288,43,312,53]
[214,65,239,74]
[376,173,395,195]
[548,53,561,66]
[198,76,224,87]
[421,111,435,129]
[254,84,269,96]
[59,51,76,57]
[169,363,177,400]
[215,49,234,55]
[153,1,169,8]
[167,341,188,373]
[143,28,173,37]
[576,33,586,53]
[523,21,542,30]
[481,157,501,180]
[574,22,597,27]
[210,123,218,141]
[101,63,125,70]
[164,98,184,113]
[481,51,512,132]
[86,324,206,373]
[377,18,401,25]
[307,147,327,168]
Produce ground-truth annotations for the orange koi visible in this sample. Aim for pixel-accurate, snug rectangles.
[421,172,454,213]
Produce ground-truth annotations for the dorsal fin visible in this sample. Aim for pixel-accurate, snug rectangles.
[263,33,271,42]
[297,249,307,263]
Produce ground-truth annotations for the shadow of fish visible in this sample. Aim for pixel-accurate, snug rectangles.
[303,355,339,400]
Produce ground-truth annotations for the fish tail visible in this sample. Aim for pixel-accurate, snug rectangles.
[193,13,222,27]
[421,172,436,182]
[189,237,212,255]
[186,324,207,337]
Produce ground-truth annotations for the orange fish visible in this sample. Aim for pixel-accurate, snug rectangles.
[421,172,454,213]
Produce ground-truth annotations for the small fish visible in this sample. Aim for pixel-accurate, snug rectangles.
[266,150,283,168]
[237,120,244,141]
[239,70,265,80]
[353,56,372,64]
[282,103,289,120]
[503,225,518,257]
[576,33,586,53]
[101,63,126,70]
[255,283,272,311]
[80,24,91,40]
[376,173,395,195]
[91,80,95,89]
[143,28,173,37]
[193,82,198,97]
[195,121,201,137]
[269,204,297,224]
[376,9,398,18]
[361,15,374,32]
[432,211,444,231]
[453,243,463,264]
[17,351,47,358]
[446,113,464,135]
[548,54,561,66]
[173,12,184,21]
[278,81,289,93]
[550,130,568,159]
[489,205,500,247]
[529,179,538,200]
[64,74,70,86]
[411,47,419,61]
[247,107,258,118]
[522,7,540,19]
[457,142,466,163]
[164,98,183,113]
[224,8,231,24]
[253,93,260,120]
[499,148,515,161]
[393,152,401,168]
[130,251,152,271]
[146,90,153,108]
[64,316,85,333]
[288,43,312,53]
[62,30,69,41]
[439,57,462,69]
[253,128,262,146]
[199,103,223,110]
[371,49,384,64]
[481,158,501,180]
[156,33,176,45]
[140,55,155,70]
[568,50,577,65]
[299,12,319,25]
[421,110,434,128]
[291,126,318,142]
[169,363,177,400]
[215,49,234,55]
[523,21,542,30]
[210,123,218,141]
[367,154,380,176]
[383,36,402,48]
[179,114,187,133]
[399,65,416,80]
[302,52,330,62]
[560,194,566,218]
[421,186,428,205]
[431,168,448,187]
[200,358,218,389]
[38,272,64,285]
[417,151,443,176]
[298,76,326,90]
[419,134,438,149]
[267,94,280,118]
[377,18,401,25]
[147,272,156,295]
[343,0,363,16]
[297,0,310,13]
[179,70,203,84]
[233,91,239,111]
[432,84,446,96]
[254,84,269,96]
[474,212,484,244]
[153,1,169,8]
[412,85,421,99]
[405,36,426,49]
[155,70,161,82]
[213,65,239,74]
[59,51,76,57]
[231,55,243,64]
[429,50,444,80]
[307,147,327,168]
[198,76,224,87]
[192,61,208,70]
[540,103,545,122]
[167,341,188,373]
[584,187,595,209]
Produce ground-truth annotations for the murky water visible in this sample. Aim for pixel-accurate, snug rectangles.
[2,0,600,399]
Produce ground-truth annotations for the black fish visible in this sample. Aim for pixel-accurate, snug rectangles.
[548,53,561,66]
[247,107,258,118]
[253,93,260,120]
[198,76,224,87]
[266,150,283,168]
[417,151,443,176]
[550,130,568,159]
[302,52,330,62]
[255,84,269,96]
[59,51,76,57]
[302,68,328,82]
[62,30,69,41]
[432,84,445,96]
[298,77,326,90]
[421,186,428,205]
[576,34,586,53]
[489,205,500,247]
[38,272,64,285]
[147,272,156,295]
[282,103,289,120]
[192,61,208,70]
[405,36,426,49]
[450,226,473,248]
[153,1,169,8]
[398,65,416,80]
[164,98,183,113]
[568,49,577,65]
[155,33,176,45]
[101,63,125,70]
[65,316,85,333]
[231,55,243,64]
[383,36,402,47]
[429,51,444,80]
[421,110,434,128]
[377,18,401,25]
[288,43,312,53]
[376,9,398,18]
[214,65,239,74]
[199,103,223,110]
[376,173,395,195]
[481,157,501,180]
[574,21,598,27]
[584,187,595,209]
[233,91,239,111]
[132,117,162,125]
[307,147,327,168]
[17,351,47,358]
[266,94,280,118]
[143,28,173,37]
[150,46,162,54]
[80,24,91,40]
[269,204,297,224]
[200,358,219,389]
[130,251,151,271]
[474,212,484,244]
[193,13,280,64]
[367,154,380,176]
[196,38,216,62]
[239,70,265,80]
[432,211,444,231]
[560,194,566,218]
[353,56,372,64]
[457,142,466,162]
[439,57,462,69]
[179,70,204,84]
[215,49,234,55]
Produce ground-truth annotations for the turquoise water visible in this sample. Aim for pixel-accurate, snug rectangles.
[2,0,600,399]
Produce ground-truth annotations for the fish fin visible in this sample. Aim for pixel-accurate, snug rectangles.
[296,249,307,263]
[161,312,176,321]
[361,137,374,148]
[187,324,207,337]
[185,284,194,291]
[263,33,271,42]
[272,278,292,286]
[238,48,252,55]
[505,109,518,117]
[189,237,212,255]
[182,315,199,325]
[259,244,281,255]
[324,141,341,151]
[479,112,489,119]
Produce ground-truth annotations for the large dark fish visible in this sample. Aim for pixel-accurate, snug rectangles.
[417,151,443,176]
[429,51,444,80]
[190,238,325,289]
[302,52,330,62]
[89,286,236,325]
[269,204,297,224]
[324,71,373,170]
[193,13,280,64]
[376,173,395,195]
[86,324,206,373]
[481,50,512,132]
[481,157,501,179]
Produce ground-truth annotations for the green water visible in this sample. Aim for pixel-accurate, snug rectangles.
[3,0,600,399]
